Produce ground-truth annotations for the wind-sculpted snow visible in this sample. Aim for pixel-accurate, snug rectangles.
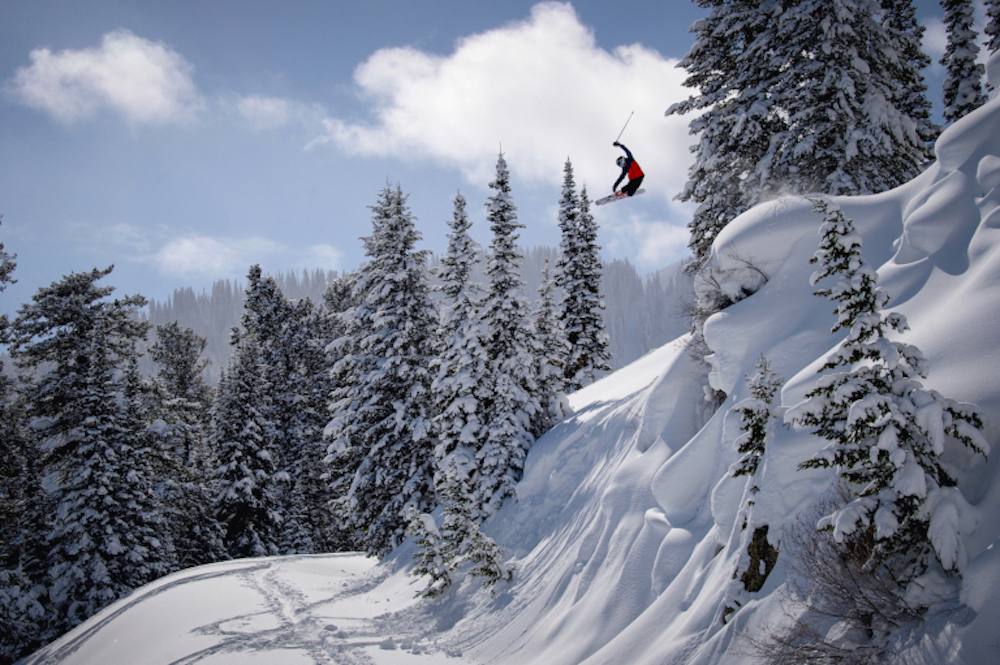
[27,50,1000,665]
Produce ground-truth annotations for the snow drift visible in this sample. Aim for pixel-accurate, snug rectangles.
[24,55,1000,665]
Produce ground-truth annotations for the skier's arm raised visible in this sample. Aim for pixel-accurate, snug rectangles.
[612,142,632,192]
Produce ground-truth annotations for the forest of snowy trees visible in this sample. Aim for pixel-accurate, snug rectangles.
[0,154,619,661]
[3,0,1000,662]
[140,251,691,387]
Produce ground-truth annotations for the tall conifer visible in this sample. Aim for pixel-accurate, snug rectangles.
[476,154,541,519]
[325,185,439,556]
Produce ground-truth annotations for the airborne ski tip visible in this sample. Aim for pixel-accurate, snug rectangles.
[594,189,645,206]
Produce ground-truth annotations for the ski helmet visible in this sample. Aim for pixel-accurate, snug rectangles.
[616,156,626,168]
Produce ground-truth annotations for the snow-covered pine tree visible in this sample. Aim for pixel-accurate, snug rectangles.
[534,258,570,429]
[438,466,513,589]
[413,191,516,595]
[321,272,357,403]
[666,0,790,263]
[212,333,285,559]
[235,265,291,458]
[880,0,939,152]
[149,322,213,466]
[323,272,356,317]
[0,230,22,565]
[731,354,783,483]
[148,322,225,568]
[768,0,935,197]
[410,456,513,599]
[476,153,542,520]
[432,192,488,499]
[278,297,338,554]
[233,266,336,554]
[940,0,987,123]
[669,0,937,263]
[0,232,48,664]
[407,508,454,599]
[10,267,175,636]
[558,183,611,392]
[320,272,361,552]
[787,199,989,580]
[325,184,439,556]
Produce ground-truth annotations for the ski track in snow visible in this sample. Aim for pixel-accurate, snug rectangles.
[24,555,462,665]
[171,558,453,664]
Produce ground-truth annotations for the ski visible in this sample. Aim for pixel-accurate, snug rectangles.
[594,189,645,206]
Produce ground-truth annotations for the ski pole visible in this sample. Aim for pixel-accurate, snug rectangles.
[615,111,634,143]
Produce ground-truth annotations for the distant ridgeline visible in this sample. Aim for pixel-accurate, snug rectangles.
[141,249,693,385]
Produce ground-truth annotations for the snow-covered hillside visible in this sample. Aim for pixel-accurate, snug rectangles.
[24,57,1000,665]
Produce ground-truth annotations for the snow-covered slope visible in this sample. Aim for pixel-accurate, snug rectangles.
[24,57,1000,665]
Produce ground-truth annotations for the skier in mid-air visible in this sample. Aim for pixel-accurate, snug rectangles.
[612,141,644,198]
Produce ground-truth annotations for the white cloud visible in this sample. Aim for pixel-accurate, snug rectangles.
[6,29,202,124]
[922,17,948,62]
[304,243,344,266]
[237,95,292,129]
[152,234,344,278]
[602,212,692,271]
[233,95,328,132]
[153,236,262,277]
[311,1,693,201]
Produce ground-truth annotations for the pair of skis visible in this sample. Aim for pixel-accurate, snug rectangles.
[594,189,645,206]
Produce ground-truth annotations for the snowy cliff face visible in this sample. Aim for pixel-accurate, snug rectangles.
[25,55,1000,665]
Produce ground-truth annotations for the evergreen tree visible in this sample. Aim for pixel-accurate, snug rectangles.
[0,230,22,566]
[432,193,489,499]
[10,267,174,636]
[768,0,935,196]
[279,297,338,554]
[148,322,224,568]
[731,355,782,482]
[669,0,936,263]
[880,0,939,152]
[325,185,439,556]
[232,266,337,554]
[0,230,46,664]
[409,458,513,599]
[407,509,454,599]
[558,179,611,392]
[149,322,213,465]
[788,200,989,579]
[412,192,517,596]
[534,258,571,428]
[940,0,987,123]
[212,334,285,559]
[476,153,542,520]
[666,0,784,262]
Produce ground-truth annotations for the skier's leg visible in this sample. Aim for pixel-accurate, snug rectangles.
[623,175,644,196]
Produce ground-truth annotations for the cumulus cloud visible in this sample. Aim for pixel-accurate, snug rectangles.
[311,1,693,197]
[6,29,202,124]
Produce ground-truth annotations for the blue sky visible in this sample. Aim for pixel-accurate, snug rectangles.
[0,0,979,315]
